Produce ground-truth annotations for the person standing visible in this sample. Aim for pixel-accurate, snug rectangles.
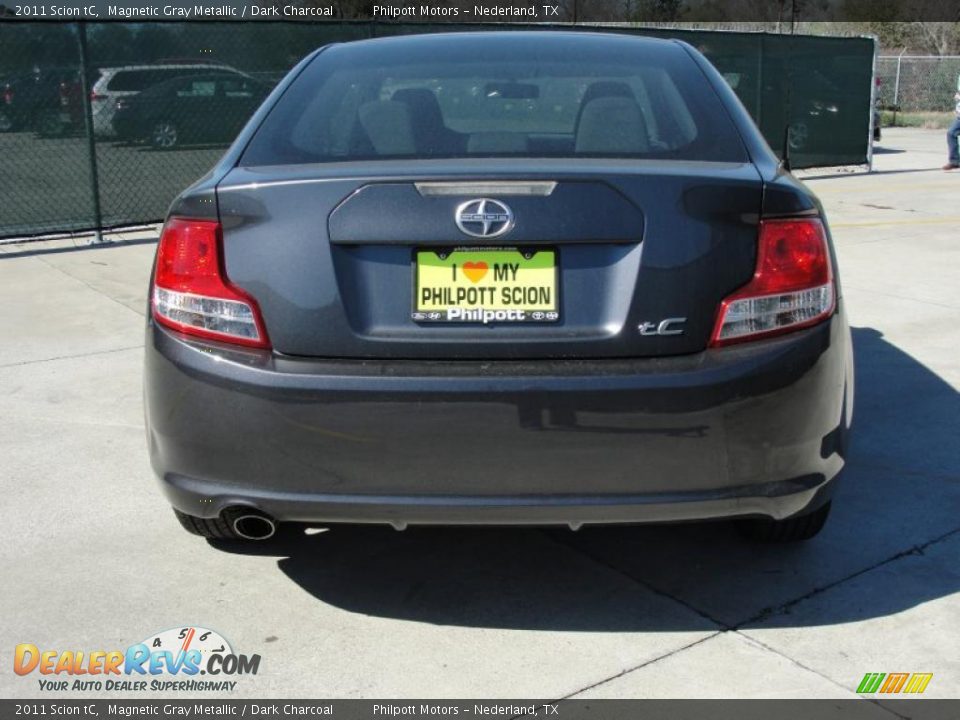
[945,90,960,170]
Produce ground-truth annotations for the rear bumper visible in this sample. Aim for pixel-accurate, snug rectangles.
[144,310,853,528]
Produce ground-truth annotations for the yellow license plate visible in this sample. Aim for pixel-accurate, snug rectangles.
[413,248,558,323]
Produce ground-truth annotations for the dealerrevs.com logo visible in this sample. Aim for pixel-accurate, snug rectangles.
[14,627,260,693]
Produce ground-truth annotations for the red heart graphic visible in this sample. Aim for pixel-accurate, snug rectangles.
[462,261,489,283]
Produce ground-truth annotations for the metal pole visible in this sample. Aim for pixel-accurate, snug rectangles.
[894,47,905,107]
[755,35,763,129]
[867,37,877,172]
[76,22,104,244]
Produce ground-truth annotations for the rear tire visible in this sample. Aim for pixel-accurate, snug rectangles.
[737,501,831,542]
[174,508,243,540]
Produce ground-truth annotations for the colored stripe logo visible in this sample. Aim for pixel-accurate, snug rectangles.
[857,672,933,694]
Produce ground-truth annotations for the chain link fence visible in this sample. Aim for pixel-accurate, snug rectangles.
[876,55,960,112]
[0,22,876,240]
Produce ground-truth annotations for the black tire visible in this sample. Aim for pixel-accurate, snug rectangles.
[173,507,279,541]
[173,508,241,539]
[737,501,831,543]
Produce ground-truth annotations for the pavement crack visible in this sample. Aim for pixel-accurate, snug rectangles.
[11,414,144,430]
[549,632,723,705]
[0,345,142,369]
[540,530,731,630]
[33,254,145,318]
[735,526,960,629]
[732,632,908,713]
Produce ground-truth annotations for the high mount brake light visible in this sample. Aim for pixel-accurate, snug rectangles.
[151,218,270,349]
[710,218,835,347]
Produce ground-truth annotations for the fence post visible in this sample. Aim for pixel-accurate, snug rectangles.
[894,48,905,107]
[867,38,877,172]
[76,22,104,243]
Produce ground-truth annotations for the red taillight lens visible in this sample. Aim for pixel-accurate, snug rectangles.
[3,85,13,104]
[90,91,105,102]
[710,218,835,347]
[152,218,270,349]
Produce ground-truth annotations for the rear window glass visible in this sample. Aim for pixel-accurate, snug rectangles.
[176,79,217,98]
[241,35,747,166]
[107,68,198,91]
[107,70,154,91]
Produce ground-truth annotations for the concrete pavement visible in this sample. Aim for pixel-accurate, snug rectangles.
[0,127,957,701]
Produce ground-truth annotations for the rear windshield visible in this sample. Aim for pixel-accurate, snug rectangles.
[240,34,748,166]
[107,68,194,91]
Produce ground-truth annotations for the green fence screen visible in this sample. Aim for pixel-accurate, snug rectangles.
[0,22,875,239]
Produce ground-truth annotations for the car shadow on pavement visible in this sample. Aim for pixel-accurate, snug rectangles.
[211,326,960,630]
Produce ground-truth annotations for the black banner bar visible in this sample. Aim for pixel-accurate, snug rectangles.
[2,0,960,22]
[1,700,959,719]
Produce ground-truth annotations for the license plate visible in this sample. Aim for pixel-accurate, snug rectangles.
[413,248,558,323]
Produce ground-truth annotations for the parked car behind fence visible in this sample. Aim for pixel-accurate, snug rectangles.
[113,73,270,149]
[90,63,250,137]
[0,66,90,136]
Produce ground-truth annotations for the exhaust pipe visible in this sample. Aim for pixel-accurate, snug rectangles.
[230,512,276,541]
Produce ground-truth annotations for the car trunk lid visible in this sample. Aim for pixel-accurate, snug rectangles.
[216,158,762,359]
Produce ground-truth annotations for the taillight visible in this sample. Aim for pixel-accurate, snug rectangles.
[90,91,105,102]
[151,218,270,349]
[710,218,834,347]
[59,82,69,107]
[3,85,13,105]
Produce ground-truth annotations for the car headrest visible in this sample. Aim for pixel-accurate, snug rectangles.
[391,88,445,128]
[581,81,634,105]
[575,97,649,154]
[357,100,416,156]
[574,81,635,133]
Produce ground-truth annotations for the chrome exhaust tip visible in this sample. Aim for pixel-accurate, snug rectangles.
[231,512,277,541]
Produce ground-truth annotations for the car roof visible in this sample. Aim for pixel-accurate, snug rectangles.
[99,64,238,74]
[158,72,252,84]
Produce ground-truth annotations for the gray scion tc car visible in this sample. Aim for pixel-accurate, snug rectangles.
[145,32,853,543]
